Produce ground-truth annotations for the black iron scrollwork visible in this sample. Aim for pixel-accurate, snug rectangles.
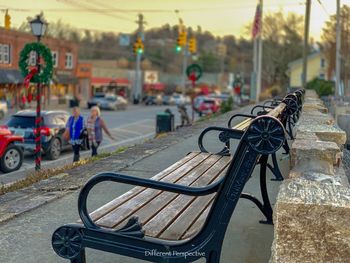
[52,226,83,259]
[246,116,285,155]
[283,95,298,116]
[115,216,145,238]
[218,131,231,143]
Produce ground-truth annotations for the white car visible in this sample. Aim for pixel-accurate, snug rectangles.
[0,101,8,119]
[172,94,186,105]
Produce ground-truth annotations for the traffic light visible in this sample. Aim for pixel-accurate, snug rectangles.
[4,10,10,29]
[176,37,182,52]
[179,31,187,46]
[189,37,197,53]
[133,37,144,55]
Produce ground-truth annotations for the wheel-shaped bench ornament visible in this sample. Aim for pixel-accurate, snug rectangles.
[52,226,83,259]
[246,116,285,155]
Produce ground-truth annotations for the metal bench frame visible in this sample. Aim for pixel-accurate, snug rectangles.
[52,115,287,263]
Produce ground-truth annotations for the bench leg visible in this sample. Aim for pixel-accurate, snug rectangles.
[206,250,220,263]
[287,118,294,140]
[240,155,273,224]
[71,249,86,263]
[268,153,284,181]
[259,155,273,224]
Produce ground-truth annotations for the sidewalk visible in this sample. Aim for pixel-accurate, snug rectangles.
[0,106,290,263]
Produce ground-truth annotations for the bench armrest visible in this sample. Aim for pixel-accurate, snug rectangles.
[198,126,244,155]
[78,172,222,230]
[250,105,275,115]
[227,114,256,128]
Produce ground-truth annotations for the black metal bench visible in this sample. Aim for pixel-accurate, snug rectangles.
[51,111,287,263]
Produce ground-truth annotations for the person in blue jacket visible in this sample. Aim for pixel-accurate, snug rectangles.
[65,107,84,162]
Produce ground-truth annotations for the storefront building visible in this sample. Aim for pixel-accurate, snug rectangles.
[0,27,78,108]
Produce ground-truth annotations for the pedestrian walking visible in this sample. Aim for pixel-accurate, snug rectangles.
[64,107,84,162]
[177,103,191,127]
[86,106,114,157]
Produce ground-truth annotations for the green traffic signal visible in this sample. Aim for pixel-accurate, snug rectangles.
[137,48,143,54]
[176,45,182,53]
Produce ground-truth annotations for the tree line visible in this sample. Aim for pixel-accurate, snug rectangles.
[18,9,342,90]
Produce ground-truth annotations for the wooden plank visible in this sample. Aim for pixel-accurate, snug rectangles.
[95,152,212,228]
[181,201,213,240]
[111,154,223,230]
[158,162,230,240]
[232,118,252,131]
[142,156,231,239]
[88,152,200,222]
[267,103,286,118]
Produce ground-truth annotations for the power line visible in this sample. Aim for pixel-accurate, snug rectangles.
[316,0,331,16]
[0,2,306,13]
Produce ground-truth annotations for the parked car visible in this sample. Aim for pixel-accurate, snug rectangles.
[0,127,24,173]
[198,98,220,116]
[87,93,127,110]
[193,95,206,112]
[145,95,162,105]
[6,110,87,160]
[208,94,231,104]
[162,95,175,105]
[0,101,8,119]
[172,94,186,105]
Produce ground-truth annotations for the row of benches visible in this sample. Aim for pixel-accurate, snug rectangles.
[52,90,304,263]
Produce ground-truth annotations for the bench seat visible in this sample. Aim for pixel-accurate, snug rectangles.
[87,152,231,241]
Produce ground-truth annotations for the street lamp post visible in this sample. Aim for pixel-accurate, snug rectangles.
[29,15,47,171]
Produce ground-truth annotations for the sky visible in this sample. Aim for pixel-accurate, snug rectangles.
[0,0,349,40]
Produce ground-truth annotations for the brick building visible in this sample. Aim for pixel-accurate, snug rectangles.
[0,27,79,108]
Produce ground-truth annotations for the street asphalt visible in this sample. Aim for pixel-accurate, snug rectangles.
[0,104,196,185]
[0,107,290,263]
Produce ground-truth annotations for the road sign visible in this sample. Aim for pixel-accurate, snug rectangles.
[119,34,130,46]
[144,71,158,84]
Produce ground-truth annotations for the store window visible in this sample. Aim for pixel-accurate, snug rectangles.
[65,53,73,69]
[52,51,59,68]
[0,44,11,64]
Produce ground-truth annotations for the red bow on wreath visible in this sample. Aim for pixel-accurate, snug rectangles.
[24,67,38,88]
[188,72,197,87]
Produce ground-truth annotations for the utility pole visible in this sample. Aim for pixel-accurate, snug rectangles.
[256,0,263,102]
[335,0,341,97]
[182,41,188,95]
[134,14,145,104]
[302,0,311,89]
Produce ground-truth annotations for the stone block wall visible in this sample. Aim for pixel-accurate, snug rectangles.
[270,90,350,263]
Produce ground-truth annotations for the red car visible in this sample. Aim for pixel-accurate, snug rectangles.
[198,98,220,116]
[0,127,24,173]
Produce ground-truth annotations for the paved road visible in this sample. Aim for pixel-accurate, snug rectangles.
[0,111,289,263]
[0,105,196,185]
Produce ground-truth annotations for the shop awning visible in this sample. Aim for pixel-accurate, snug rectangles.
[144,83,165,91]
[92,77,130,87]
[0,69,23,84]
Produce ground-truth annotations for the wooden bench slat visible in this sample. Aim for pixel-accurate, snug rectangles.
[96,152,212,228]
[142,156,231,239]
[110,154,224,231]
[181,201,213,240]
[232,118,252,130]
[158,163,229,240]
[88,152,200,222]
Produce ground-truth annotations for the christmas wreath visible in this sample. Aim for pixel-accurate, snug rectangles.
[19,42,53,84]
[186,64,203,81]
